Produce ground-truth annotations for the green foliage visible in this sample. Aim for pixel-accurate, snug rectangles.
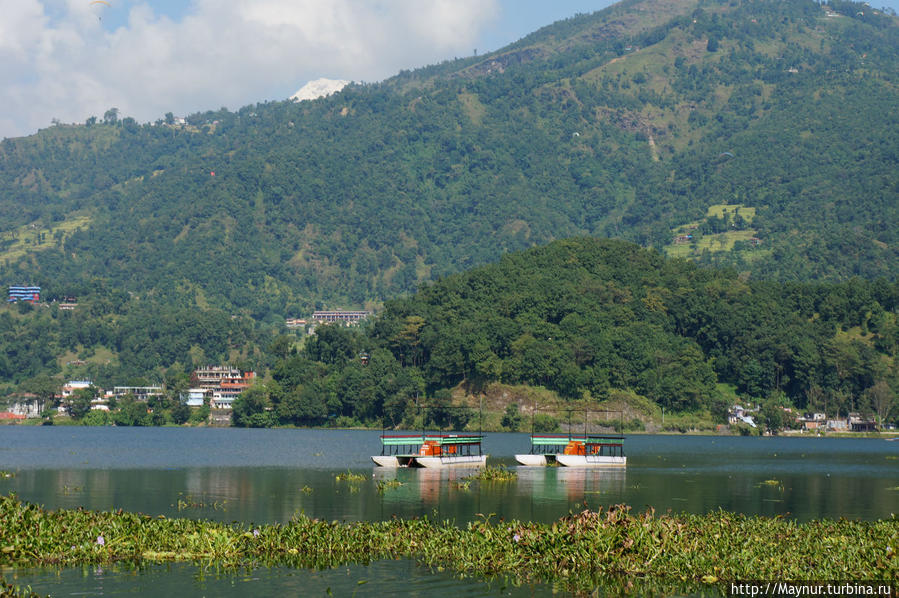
[112,397,149,427]
[500,403,522,431]
[170,402,191,425]
[244,237,899,427]
[80,409,110,426]
[423,389,472,431]
[2,1,899,429]
[232,385,271,428]
[0,495,894,595]
[1,0,898,328]
[188,405,210,425]
[613,417,646,433]
[463,466,517,482]
[760,400,792,435]
[2,296,268,391]
[66,387,95,421]
[532,414,560,433]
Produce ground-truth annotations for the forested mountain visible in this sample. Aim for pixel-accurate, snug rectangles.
[1,0,898,397]
[236,238,899,428]
[2,0,897,319]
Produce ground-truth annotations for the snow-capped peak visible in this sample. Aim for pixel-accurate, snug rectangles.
[291,78,350,102]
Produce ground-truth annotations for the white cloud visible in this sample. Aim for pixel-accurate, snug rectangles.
[0,0,500,139]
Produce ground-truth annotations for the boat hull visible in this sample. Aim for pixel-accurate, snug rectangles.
[371,455,417,467]
[555,455,627,468]
[515,454,553,466]
[372,454,487,468]
[413,455,487,469]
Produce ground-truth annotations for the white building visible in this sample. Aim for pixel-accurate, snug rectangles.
[181,388,208,408]
[61,380,92,398]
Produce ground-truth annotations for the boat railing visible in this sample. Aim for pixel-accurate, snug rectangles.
[379,433,485,456]
[379,434,425,456]
[583,434,625,457]
[528,433,624,455]
[422,433,484,456]
[528,434,572,454]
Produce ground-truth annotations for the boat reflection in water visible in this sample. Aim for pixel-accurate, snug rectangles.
[373,466,483,507]
[373,464,627,515]
[516,465,627,503]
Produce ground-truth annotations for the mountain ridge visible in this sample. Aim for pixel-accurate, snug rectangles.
[0,0,897,319]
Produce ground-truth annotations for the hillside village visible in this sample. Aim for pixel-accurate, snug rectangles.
[0,299,373,426]
[1,366,255,421]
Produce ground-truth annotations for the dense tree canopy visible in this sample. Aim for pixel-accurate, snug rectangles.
[234,238,898,427]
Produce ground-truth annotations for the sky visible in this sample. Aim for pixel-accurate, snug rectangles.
[2,0,898,141]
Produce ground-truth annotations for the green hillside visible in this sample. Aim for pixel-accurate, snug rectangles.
[1,0,897,320]
[237,238,899,429]
[4,237,896,428]
[1,0,899,405]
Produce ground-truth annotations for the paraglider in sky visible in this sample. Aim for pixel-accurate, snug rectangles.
[89,1,111,22]
[718,151,735,159]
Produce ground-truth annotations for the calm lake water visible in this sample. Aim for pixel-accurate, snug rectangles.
[1,427,897,596]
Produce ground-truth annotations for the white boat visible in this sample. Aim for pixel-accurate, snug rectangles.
[372,433,487,468]
[515,433,626,468]
[371,455,410,467]
[555,454,626,468]
[371,434,423,467]
[514,453,552,466]
[414,454,487,468]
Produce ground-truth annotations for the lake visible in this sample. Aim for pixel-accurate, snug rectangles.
[1,427,897,596]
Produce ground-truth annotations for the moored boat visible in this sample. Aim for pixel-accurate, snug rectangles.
[553,434,626,467]
[371,434,423,467]
[515,433,626,467]
[515,409,626,468]
[373,433,487,468]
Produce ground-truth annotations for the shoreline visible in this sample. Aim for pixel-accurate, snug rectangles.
[2,417,898,440]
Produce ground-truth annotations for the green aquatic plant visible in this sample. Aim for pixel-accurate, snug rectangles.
[758,479,784,490]
[375,479,403,493]
[463,466,517,482]
[0,495,895,595]
[0,576,42,598]
[0,471,15,479]
[335,471,367,483]
[174,493,226,512]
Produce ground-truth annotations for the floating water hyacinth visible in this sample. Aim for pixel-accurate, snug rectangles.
[462,466,517,482]
[335,471,367,482]
[0,495,894,595]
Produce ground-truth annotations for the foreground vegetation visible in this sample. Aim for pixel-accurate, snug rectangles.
[0,495,895,595]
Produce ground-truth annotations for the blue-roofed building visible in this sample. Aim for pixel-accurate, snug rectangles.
[8,285,40,303]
